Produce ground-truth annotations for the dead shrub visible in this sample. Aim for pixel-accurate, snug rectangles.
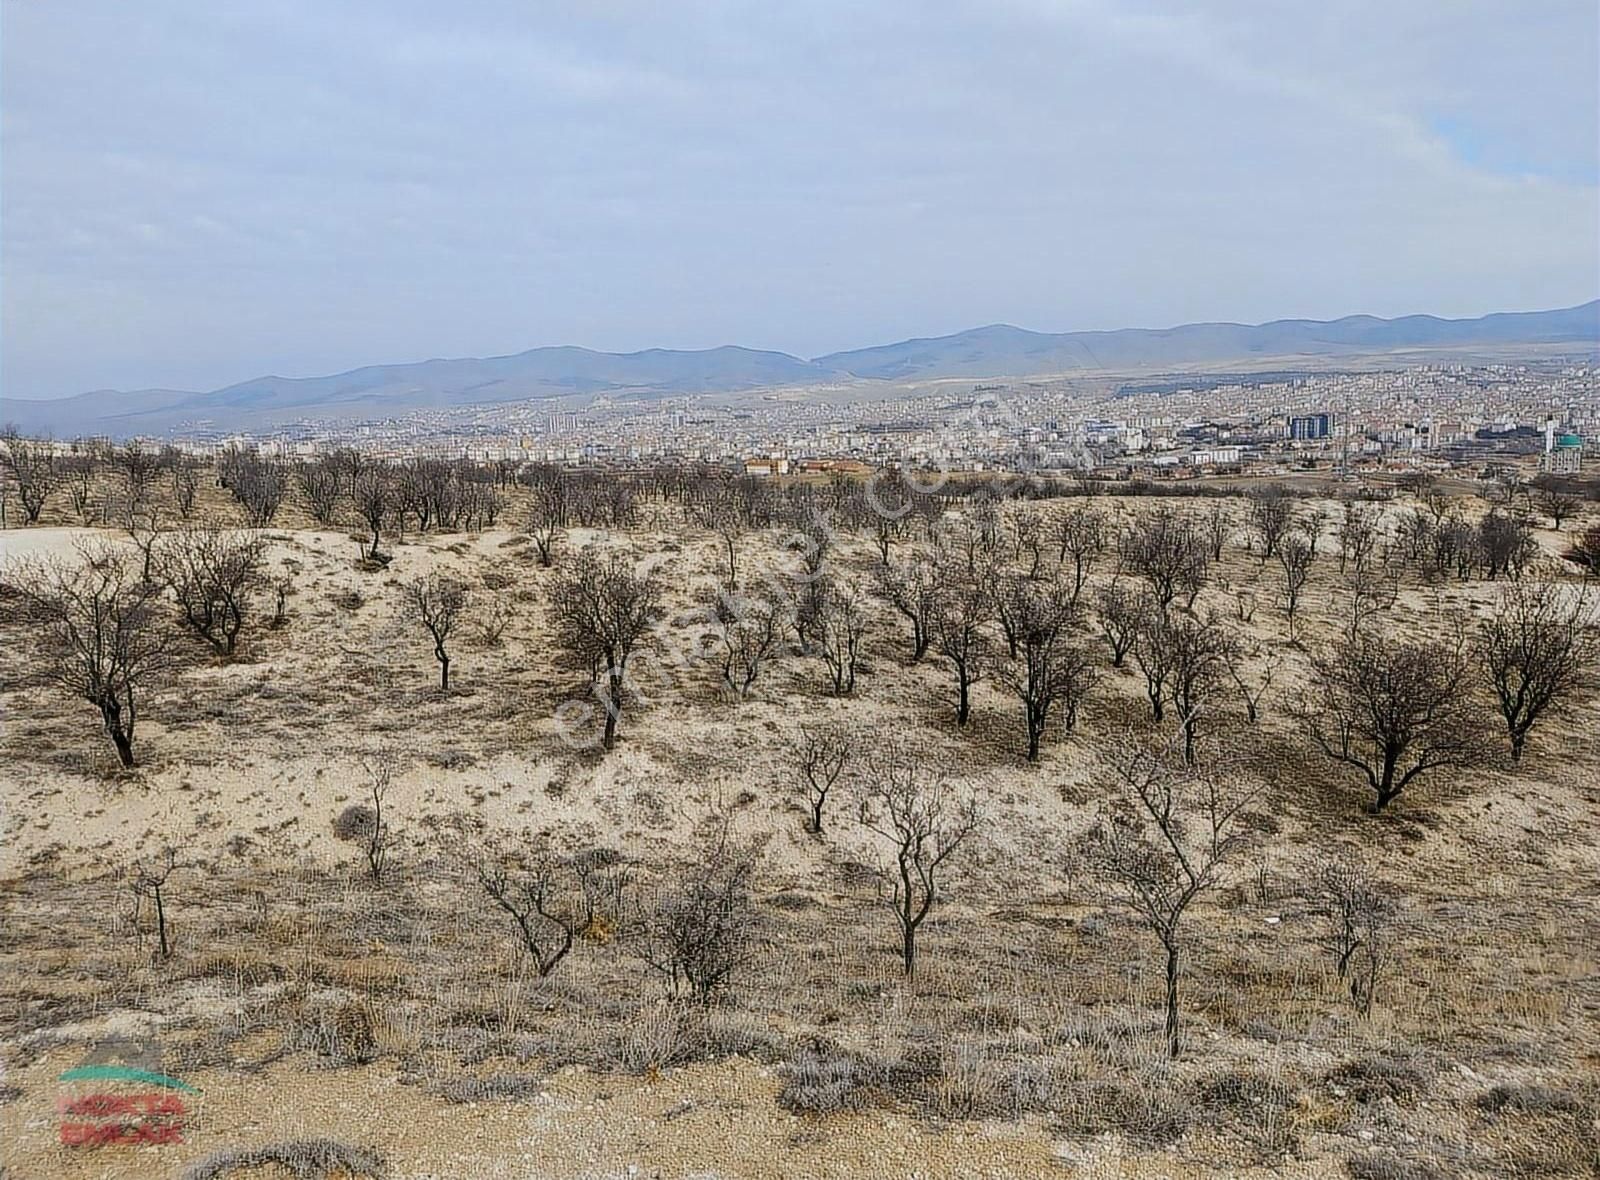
[1345,1153,1451,1180]
[1054,1076,1193,1146]
[1326,1053,1429,1103]
[181,1138,386,1179]
[778,1043,879,1114]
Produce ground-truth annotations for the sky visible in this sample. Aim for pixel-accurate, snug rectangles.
[3,0,1598,400]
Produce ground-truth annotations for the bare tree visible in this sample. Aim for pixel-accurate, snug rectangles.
[1342,561,1400,640]
[1532,484,1582,531]
[877,553,938,662]
[526,485,567,567]
[1276,533,1314,639]
[1055,504,1107,607]
[856,744,979,978]
[170,459,199,519]
[111,441,161,515]
[636,820,759,1003]
[549,549,664,751]
[1202,501,1233,562]
[796,722,853,834]
[1,432,58,523]
[296,458,344,525]
[220,450,287,527]
[1084,734,1257,1057]
[999,577,1097,761]
[1292,624,1494,811]
[712,592,785,698]
[1247,485,1294,561]
[132,848,179,961]
[351,467,393,563]
[816,577,868,696]
[63,447,98,522]
[6,542,177,767]
[1311,860,1398,1017]
[1119,506,1204,611]
[360,757,396,882]
[1477,510,1536,581]
[932,571,991,726]
[698,481,748,588]
[477,839,625,976]
[1225,642,1280,724]
[159,525,265,657]
[1336,500,1382,575]
[1097,579,1143,668]
[405,574,469,689]
[1478,580,1598,762]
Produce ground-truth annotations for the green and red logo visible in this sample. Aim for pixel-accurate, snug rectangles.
[56,1039,197,1147]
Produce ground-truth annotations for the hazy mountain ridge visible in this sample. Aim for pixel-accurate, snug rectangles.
[5,302,1596,436]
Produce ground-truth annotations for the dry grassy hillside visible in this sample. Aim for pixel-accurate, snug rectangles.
[1,462,1597,1180]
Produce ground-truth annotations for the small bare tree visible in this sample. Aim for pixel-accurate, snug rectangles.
[816,577,868,696]
[1276,533,1314,639]
[795,722,853,834]
[1292,623,1494,811]
[1532,484,1582,531]
[359,757,396,882]
[1247,485,1295,561]
[999,577,1097,761]
[477,839,625,976]
[1478,580,1598,762]
[296,458,344,525]
[1225,642,1280,724]
[712,592,785,698]
[404,574,469,689]
[1084,734,1257,1057]
[636,820,760,1003]
[526,485,567,567]
[1311,860,1398,1017]
[6,542,177,767]
[932,572,991,726]
[877,553,938,662]
[351,467,393,563]
[1,431,58,523]
[857,744,979,978]
[1055,504,1107,607]
[159,525,265,656]
[132,848,179,961]
[549,549,664,751]
[1096,579,1142,668]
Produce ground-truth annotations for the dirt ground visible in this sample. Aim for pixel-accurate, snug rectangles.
[2,478,1597,1180]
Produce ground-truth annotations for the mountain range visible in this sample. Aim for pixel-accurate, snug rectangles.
[5,301,1596,437]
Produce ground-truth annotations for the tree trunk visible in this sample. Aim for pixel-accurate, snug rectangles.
[1164,942,1181,1058]
[956,677,970,726]
[901,921,916,977]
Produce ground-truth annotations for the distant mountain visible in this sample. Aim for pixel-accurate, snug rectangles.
[813,302,1600,381]
[5,302,1595,437]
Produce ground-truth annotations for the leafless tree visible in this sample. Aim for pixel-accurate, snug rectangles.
[1576,522,1600,575]
[1336,500,1382,575]
[636,819,760,1003]
[1296,506,1328,556]
[477,838,625,976]
[549,549,664,751]
[1478,580,1598,762]
[1292,623,1494,811]
[6,542,178,767]
[1477,510,1536,581]
[219,449,288,526]
[1532,484,1582,531]
[123,502,165,583]
[405,574,469,689]
[712,591,785,698]
[856,744,979,977]
[1055,504,1107,607]
[1247,485,1294,561]
[1,431,58,523]
[132,848,179,960]
[296,458,344,525]
[1083,734,1257,1057]
[932,571,991,726]
[1276,534,1314,639]
[1225,642,1280,724]
[63,446,98,522]
[170,458,199,519]
[159,525,266,656]
[1342,562,1400,639]
[351,467,392,562]
[359,757,396,881]
[999,577,1097,761]
[1311,860,1398,1017]
[112,441,161,514]
[526,485,567,567]
[796,722,853,834]
[877,553,938,662]
[816,577,868,696]
[1096,579,1143,668]
[1202,500,1233,562]
[1118,506,1204,611]
[698,480,748,588]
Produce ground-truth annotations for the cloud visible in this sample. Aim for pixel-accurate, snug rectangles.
[3,0,1596,398]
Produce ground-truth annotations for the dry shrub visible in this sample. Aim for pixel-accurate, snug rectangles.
[778,1044,879,1114]
[1345,1154,1452,1180]
[182,1138,386,1179]
[1326,1053,1429,1104]
[1054,1077,1193,1146]
[432,1072,547,1104]
[332,805,376,842]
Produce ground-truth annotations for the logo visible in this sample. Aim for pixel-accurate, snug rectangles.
[56,1037,197,1148]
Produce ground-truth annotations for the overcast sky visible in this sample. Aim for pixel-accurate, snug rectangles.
[4,1,1597,399]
